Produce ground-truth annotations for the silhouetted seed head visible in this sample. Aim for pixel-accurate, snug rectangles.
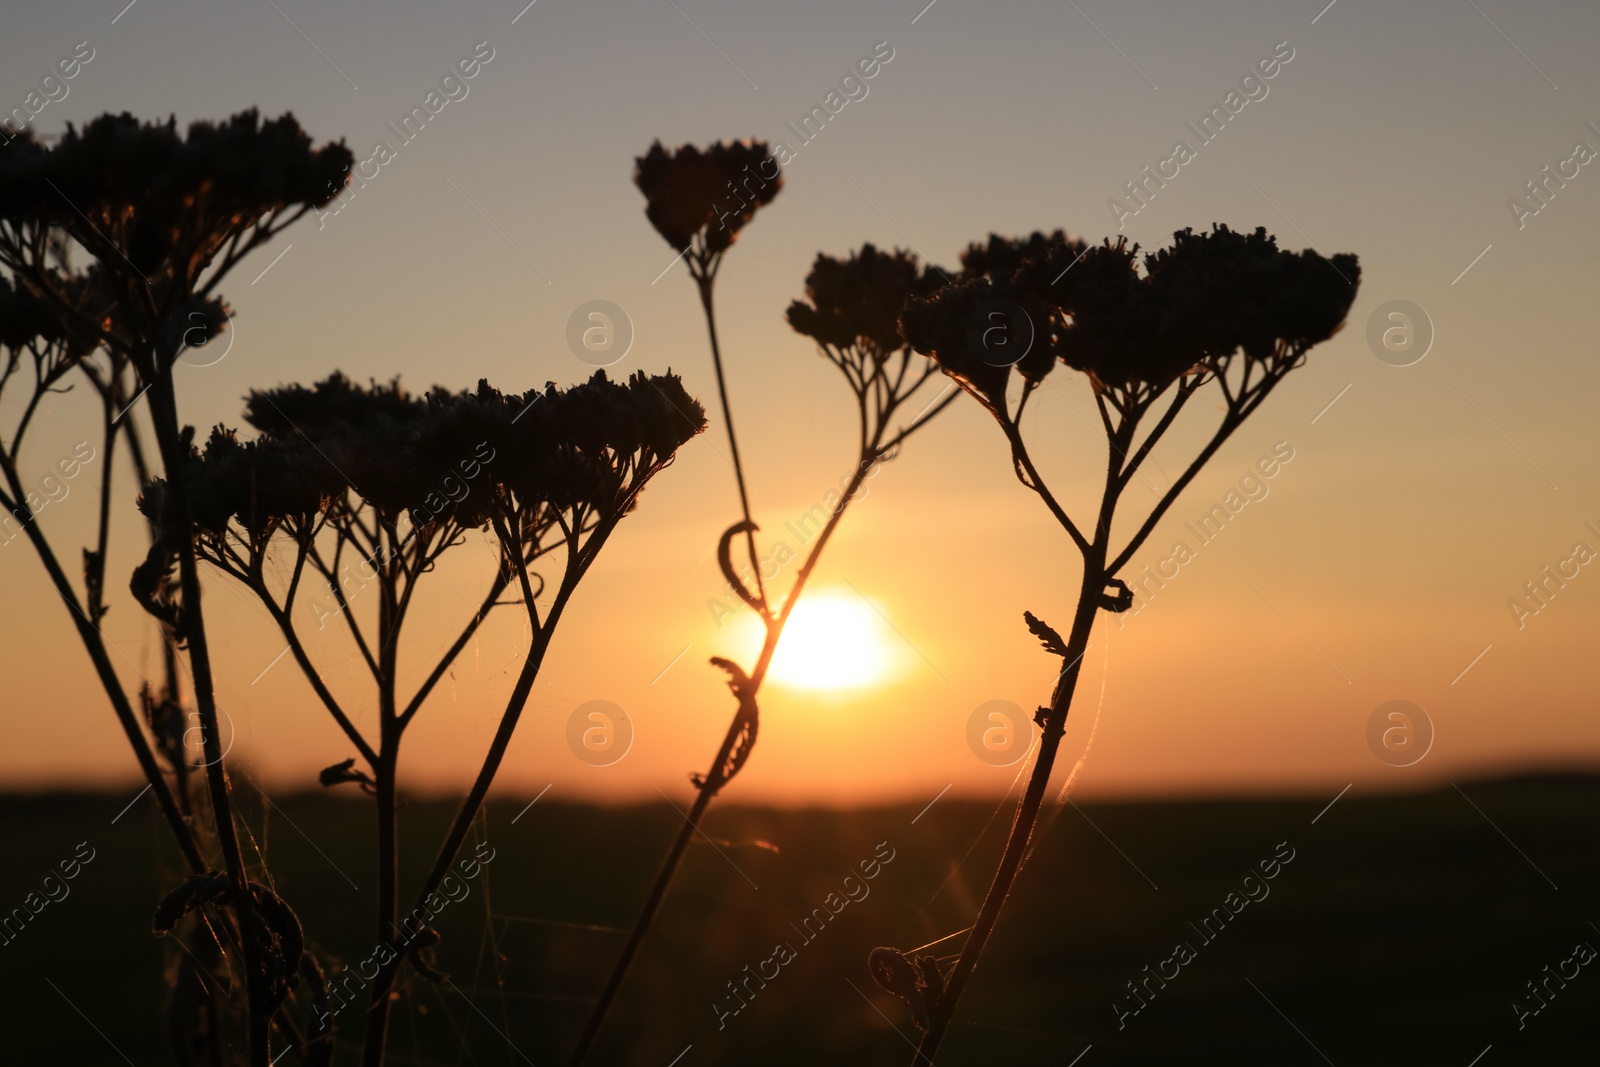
[1141,225,1360,362]
[959,230,1083,282]
[634,140,781,254]
[243,370,418,436]
[785,243,945,361]
[1022,236,1194,390]
[486,370,708,517]
[904,224,1361,412]
[0,110,352,280]
[899,276,1042,413]
[0,130,54,223]
[140,426,340,542]
[239,372,426,514]
[153,370,708,543]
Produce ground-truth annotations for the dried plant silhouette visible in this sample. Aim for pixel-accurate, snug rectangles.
[0,272,204,861]
[0,107,1371,1067]
[871,225,1361,1063]
[0,265,263,1060]
[567,144,957,1064]
[0,110,351,1064]
[152,370,705,1065]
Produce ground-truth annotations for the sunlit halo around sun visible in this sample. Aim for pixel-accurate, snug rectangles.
[731,592,896,691]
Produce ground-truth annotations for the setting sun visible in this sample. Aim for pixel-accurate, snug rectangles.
[733,592,895,691]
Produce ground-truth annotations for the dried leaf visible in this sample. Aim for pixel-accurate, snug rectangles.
[1023,610,1069,656]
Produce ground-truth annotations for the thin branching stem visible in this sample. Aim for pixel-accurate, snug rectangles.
[1106,359,1296,576]
[909,396,1129,1064]
[257,595,379,766]
[0,441,207,874]
[364,516,615,1064]
[306,541,383,683]
[911,354,1306,1063]
[398,571,512,727]
[691,262,767,613]
[1002,418,1092,555]
[145,366,275,1066]
[568,333,944,1065]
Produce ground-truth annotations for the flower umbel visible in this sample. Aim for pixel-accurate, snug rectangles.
[634,139,782,258]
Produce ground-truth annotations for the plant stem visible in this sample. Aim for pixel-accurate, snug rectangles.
[363,537,404,1067]
[0,448,206,873]
[568,435,883,1066]
[564,719,732,1066]
[119,402,198,819]
[146,369,272,1067]
[362,531,594,1060]
[910,556,1104,1065]
[361,750,400,1067]
[695,275,764,604]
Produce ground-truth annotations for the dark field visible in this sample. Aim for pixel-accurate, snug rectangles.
[3,775,1596,1066]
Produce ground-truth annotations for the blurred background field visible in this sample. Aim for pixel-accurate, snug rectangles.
[3,774,1596,1066]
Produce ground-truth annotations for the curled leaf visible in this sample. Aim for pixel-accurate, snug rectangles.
[716,520,766,615]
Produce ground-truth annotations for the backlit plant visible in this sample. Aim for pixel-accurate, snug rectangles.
[874,224,1360,1062]
[145,369,706,1066]
[567,145,958,1065]
[0,110,351,1064]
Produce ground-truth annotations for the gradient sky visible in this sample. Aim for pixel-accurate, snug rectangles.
[2,0,1597,806]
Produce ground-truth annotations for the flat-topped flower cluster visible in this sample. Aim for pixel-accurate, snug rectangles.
[142,369,705,558]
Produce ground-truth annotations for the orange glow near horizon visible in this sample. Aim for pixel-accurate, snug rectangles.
[3,3,1600,805]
